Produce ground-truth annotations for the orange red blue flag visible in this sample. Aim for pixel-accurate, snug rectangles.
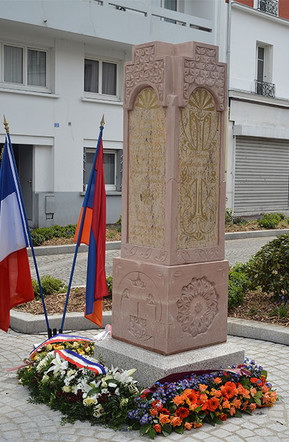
[74,125,108,327]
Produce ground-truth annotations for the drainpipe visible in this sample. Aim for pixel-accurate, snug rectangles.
[226,0,232,96]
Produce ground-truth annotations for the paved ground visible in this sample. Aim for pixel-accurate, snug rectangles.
[1,329,288,441]
[2,234,287,440]
[29,236,276,286]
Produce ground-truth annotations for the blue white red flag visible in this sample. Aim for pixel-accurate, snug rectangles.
[0,135,34,332]
[55,349,106,374]
[29,333,93,359]
[74,125,108,327]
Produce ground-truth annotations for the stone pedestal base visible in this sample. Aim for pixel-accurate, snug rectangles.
[112,258,229,355]
[94,338,244,388]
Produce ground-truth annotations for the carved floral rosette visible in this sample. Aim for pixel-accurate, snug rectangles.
[177,276,218,337]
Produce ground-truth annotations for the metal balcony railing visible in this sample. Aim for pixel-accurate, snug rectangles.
[255,80,276,98]
[257,0,278,16]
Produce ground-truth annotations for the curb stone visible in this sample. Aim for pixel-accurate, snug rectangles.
[10,310,289,346]
[28,229,289,256]
[27,240,120,256]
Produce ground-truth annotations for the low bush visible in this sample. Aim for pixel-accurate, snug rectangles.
[106,275,113,298]
[31,225,76,246]
[245,233,289,301]
[228,263,250,309]
[32,275,67,299]
[225,208,234,225]
[257,213,282,229]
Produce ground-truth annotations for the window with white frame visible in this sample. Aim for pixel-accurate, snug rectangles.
[1,43,48,89]
[255,43,274,98]
[84,58,117,97]
[84,148,121,191]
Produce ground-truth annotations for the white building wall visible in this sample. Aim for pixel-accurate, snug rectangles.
[227,3,289,215]
[0,0,226,227]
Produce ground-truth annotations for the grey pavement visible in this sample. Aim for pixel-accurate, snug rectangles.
[1,329,289,441]
[2,233,289,440]
[29,235,277,286]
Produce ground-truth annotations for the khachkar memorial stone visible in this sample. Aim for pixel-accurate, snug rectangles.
[111,41,228,356]
[111,42,234,360]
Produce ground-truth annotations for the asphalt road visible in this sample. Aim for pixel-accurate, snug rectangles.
[29,235,277,286]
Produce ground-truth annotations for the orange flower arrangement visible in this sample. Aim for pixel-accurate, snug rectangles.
[129,360,278,439]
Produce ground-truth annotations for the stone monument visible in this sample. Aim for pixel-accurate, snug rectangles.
[95,41,244,386]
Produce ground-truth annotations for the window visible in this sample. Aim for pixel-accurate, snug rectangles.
[257,0,278,16]
[84,58,117,96]
[84,148,121,191]
[164,0,177,11]
[2,44,47,89]
[255,44,275,98]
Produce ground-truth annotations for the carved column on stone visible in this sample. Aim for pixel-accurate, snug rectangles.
[112,41,228,355]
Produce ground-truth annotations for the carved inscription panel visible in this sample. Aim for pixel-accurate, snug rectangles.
[177,88,220,249]
[128,87,166,248]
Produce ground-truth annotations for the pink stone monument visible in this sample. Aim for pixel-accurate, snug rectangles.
[112,41,229,356]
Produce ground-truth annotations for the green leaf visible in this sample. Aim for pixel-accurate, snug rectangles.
[148,428,156,439]
[174,426,184,434]
[87,388,98,397]
[140,424,151,435]
[198,411,206,419]
[233,410,243,418]
[261,370,268,379]
[162,424,172,435]
[254,397,261,406]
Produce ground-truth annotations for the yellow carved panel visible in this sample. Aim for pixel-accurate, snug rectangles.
[178,88,220,249]
[128,87,166,247]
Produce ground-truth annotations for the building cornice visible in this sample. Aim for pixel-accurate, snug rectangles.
[229,89,289,109]
[232,1,289,26]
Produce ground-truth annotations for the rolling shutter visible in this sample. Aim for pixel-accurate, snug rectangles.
[234,137,289,215]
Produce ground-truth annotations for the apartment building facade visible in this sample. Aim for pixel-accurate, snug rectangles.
[227,0,289,215]
[0,0,223,227]
[1,0,288,227]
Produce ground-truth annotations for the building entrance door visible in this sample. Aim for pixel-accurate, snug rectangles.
[13,144,33,221]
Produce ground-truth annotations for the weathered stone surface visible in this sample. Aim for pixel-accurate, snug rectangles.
[113,41,229,356]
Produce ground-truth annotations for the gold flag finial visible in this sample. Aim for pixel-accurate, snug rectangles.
[3,115,9,134]
[100,115,105,127]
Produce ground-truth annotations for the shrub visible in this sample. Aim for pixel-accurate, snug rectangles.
[33,275,67,299]
[30,232,45,246]
[30,224,76,246]
[106,275,113,298]
[257,213,281,229]
[233,217,248,225]
[225,208,234,225]
[276,212,285,220]
[246,233,289,301]
[228,263,250,309]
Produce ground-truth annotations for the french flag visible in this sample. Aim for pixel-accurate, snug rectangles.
[0,134,34,332]
[55,349,106,374]
[74,124,108,327]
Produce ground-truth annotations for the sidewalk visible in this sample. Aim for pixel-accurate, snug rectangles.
[1,329,289,441]
[2,229,289,440]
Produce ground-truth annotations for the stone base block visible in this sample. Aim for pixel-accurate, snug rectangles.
[112,258,229,355]
[94,338,244,388]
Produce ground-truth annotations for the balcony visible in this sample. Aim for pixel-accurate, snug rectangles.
[257,0,278,16]
[0,0,214,48]
[255,80,276,98]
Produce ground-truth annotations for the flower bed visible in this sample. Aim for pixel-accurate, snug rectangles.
[18,335,278,439]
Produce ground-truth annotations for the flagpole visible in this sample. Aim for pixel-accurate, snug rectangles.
[59,117,105,333]
[3,117,52,337]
